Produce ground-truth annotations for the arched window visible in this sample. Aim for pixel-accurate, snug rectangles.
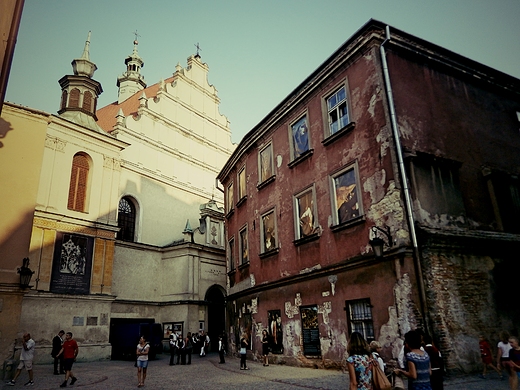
[60,90,68,111]
[117,197,136,241]
[83,91,93,112]
[67,154,90,211]
[69,88,80,108]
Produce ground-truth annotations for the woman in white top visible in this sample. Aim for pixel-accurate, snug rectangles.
[497,331,512,377]
[369,340,385,372]
[136,336,150,388]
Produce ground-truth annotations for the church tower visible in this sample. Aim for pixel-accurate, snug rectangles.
[57,31,104,132]
[116,35,146,103]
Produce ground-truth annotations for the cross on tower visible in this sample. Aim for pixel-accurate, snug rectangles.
[194,42,202,56]
[133,30,140,45]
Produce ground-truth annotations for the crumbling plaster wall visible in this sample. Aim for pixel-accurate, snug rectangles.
[422,248,498,373]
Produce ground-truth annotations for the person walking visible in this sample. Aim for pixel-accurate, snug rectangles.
[6,333,35,386]
[424,334,443,390]
[136,335,150,388]
[168,333,177,366]
[56,331,79,388]
[346,332,372,390]
[185,333,193,365]
[52,330,65,375]
[240,333,249,370]
[218,335,226,364]
[479,335,501,379]
[199,331,206,357]
[261,329,270,366]
[508,336,520,390]
[395,330,432,390]
[369,340,385,372]
[498,331,512,379]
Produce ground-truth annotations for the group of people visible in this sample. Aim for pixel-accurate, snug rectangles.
[6,330,79,388]
[479,331,520,390]
[347,330,443,390]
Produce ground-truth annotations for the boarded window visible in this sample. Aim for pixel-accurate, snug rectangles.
[67,154,89,212]
[69,88,80,108]
[83,91,93,112]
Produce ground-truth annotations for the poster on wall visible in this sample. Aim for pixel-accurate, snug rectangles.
[163,322,183,339]
[50,232,93,295]
[268,310,284,354]
[300,305,321,356]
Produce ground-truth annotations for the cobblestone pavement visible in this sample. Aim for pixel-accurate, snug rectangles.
[1,353,512,389]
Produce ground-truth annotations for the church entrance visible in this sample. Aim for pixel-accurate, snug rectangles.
[205,285,226,352]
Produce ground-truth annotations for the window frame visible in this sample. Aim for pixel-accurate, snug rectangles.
[288,112,312,163]
[321,81,355,145]
[117,196,137,242]
[293,185,319,241]
[237,166,247,205]
[228,237,236,272]
[226,181,234,216]
[258,142,275,188]
[345,298,375,343]
[260,208,278,255]
[329,162,364,228]
[238,225,249,267]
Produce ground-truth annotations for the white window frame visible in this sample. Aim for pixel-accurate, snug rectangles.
[226,182,234,213]
[238,166,247,201]
[325,84,350,136]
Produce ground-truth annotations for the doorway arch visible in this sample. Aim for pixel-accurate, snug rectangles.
[205,284,226,352]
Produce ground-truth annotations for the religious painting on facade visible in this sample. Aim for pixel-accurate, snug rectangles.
[238,167,246,200]
[240,227,248,265]
[259,144,273,183]
[291,115,309,159]
[300,305,321,356]
[226,183,234,213]
[333,166,361,225]
[50,232,93,294]
[261,210,276,253]
[295,188,317,239]
[268,310,283,354]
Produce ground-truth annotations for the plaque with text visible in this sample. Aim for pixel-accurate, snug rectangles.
[50,232,93,295]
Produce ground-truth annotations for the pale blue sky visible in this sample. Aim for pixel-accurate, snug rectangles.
[6,0,520,143]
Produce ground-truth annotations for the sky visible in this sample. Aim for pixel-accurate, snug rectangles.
[5,0,520,144]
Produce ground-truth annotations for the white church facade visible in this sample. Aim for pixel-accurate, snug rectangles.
[0,32,234,364]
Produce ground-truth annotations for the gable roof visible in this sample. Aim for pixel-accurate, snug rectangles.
[96,76,174,132]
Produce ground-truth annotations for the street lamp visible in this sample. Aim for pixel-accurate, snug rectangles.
[369,226,393,259]
[17,257,34,289]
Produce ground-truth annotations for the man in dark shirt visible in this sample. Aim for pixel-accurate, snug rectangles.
[52,330,65,375]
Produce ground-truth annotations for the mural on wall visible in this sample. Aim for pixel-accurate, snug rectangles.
[50,233,93,294]
[268,310,284,354]
[291,115,309,158]
[334,167,360,224]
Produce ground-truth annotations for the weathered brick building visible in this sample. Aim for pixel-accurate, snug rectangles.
[217,19,520,372]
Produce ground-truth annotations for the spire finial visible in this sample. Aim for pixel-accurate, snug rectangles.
[194,42,201,57]
[81,31,92,60]
[133,29,140,45]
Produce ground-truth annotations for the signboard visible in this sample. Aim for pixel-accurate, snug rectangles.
[300,305,321,357]
[50,233,93,295]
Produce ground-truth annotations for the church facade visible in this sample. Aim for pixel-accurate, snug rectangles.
[0,33,234,366]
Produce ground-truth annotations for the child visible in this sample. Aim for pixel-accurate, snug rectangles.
[479,335,501,379]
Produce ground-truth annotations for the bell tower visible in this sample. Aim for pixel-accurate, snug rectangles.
[117,32,146,103]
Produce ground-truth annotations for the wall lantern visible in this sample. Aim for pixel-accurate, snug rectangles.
[369,226,393,259]
[17,257,34,289]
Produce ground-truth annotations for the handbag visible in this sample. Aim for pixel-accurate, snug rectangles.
[372,360,392,390]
